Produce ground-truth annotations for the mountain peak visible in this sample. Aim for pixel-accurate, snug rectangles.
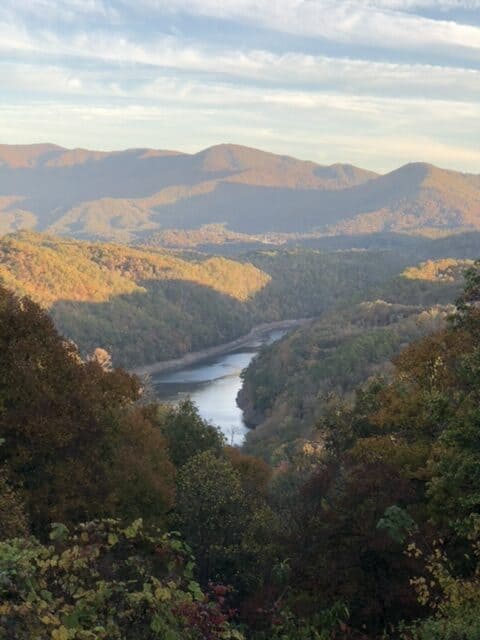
[0,143,65,168]
[0,142,478,242]
[196,143,290,173]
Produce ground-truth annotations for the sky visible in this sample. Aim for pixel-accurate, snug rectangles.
[1,0,480,172]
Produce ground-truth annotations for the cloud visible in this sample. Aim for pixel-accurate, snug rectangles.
[0,0,479,172]
[1,98,479,173]
[3,60,480,133]
[361,1,480,9]
[4,1,480,62]
[1,0,118,21]
[129,0,480,58]
[1,21,479,103]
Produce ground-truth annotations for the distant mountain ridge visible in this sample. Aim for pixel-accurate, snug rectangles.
[0,143,478,244]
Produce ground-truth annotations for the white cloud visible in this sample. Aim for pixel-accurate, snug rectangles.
[363,1,480,8]
[0,0,479,172]
[3,1,480,60]
[0,72,478,171]
[130,0,480,57]
[1,0,118,21]
[1,22,479,103]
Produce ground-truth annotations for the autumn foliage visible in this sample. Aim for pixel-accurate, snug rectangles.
[3,261,480,637]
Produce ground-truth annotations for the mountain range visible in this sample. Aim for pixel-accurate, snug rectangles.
[0,143,479,245]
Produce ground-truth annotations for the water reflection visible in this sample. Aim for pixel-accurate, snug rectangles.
[153,329,285,445]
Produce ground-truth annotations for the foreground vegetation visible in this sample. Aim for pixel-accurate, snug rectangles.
[2,258,480,637]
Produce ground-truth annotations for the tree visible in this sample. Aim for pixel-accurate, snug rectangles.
[0,468,28,540]
[88,346,113,370]
[224,446,272,501]
[158,399,225,468]
[110,407,176,525]
[402,525,480,640]
[175,451,247,584]
[287,459,422,632]
[0,286,140,533]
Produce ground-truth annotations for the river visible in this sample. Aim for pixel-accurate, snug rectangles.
[152,328,286,445]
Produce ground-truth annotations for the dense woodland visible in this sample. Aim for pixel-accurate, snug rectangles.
[0,233,475,372]
[1,231,480,371]
[2,251,480,637]
[0,231,410,368]
[239,259,470,460]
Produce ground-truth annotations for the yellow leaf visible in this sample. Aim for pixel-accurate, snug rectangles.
[154,587,171,602]
[52,626,70,640]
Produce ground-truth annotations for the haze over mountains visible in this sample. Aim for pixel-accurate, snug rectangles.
[0,143,479,245]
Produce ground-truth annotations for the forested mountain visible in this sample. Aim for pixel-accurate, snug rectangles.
[0,231,407,367]
[239,259,471,460]
[1,143,479,245]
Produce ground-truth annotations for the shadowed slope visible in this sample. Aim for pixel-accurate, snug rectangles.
[0,143,478,243]
[0,231,408,367]
[0,143,375,241]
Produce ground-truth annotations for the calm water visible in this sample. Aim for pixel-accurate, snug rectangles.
[152,329,286,445]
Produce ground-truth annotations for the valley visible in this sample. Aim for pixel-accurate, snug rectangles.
[0,230,410,368]
[3,0,480,635]
[1,143,480,640]
[133,318,306,376]
[152,326,289,445]
[0,225,478,460]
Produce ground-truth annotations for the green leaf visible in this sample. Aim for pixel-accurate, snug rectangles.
[40,589,54,603]
[62,612,80,629]
[150,614,165,633]
[188,580,204,601]
[154,586,171,602]
[107,533,119,547]
[50,523,69,542]
[124,519,143,539]
[377,505,417,544]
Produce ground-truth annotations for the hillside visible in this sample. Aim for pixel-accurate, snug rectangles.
[0,232,271,366]
[1,143,479,244]
[0,232,406,367]
[239,258,471,460]
[0,143,374,242]
[0,230,270,306]
[327,163,480,236]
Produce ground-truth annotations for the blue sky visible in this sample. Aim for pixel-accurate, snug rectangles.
[1,0,479,172]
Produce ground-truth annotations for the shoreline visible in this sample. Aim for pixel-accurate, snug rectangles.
[131,318,310,377]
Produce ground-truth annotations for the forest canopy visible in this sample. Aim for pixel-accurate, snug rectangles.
[2,262,480,637]
[0,231,412,367]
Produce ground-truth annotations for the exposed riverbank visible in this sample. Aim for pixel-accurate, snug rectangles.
[132,318,310,377]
